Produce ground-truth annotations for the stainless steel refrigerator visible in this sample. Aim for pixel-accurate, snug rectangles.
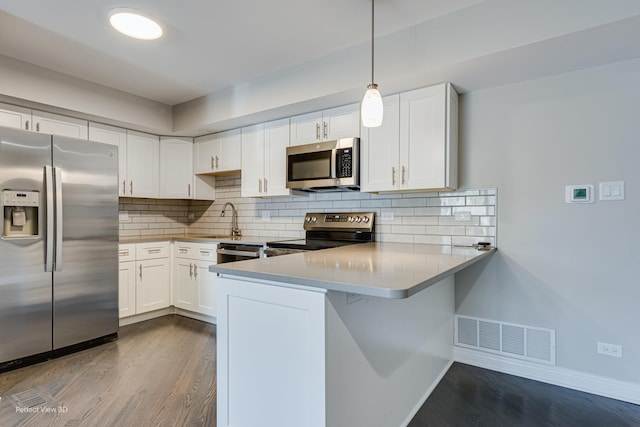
[0,126,119,366]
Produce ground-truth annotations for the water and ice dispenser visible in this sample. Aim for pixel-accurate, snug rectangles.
[2,190,40,238]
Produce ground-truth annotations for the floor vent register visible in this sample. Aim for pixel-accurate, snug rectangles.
[455,315,556,365]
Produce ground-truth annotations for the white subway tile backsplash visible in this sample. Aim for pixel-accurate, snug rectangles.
[119,180,497,246]
[427,197,466,207]
[426,225,467,236]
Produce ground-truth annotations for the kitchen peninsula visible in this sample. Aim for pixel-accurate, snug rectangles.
[211,243,494,427]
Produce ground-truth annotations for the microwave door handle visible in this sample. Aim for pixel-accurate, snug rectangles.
[330,149,338,179]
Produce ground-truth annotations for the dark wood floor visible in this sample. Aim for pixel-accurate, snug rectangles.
[0,315,216,427]
[409,362,640,427]
[2,316,639,427]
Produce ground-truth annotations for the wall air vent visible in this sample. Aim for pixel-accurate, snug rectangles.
[455,315,556,365]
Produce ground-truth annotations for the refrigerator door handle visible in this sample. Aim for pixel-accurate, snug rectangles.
[45,165,55,272]
[54,167,63,272]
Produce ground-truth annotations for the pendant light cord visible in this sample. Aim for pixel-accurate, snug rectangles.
[371,0,375,85]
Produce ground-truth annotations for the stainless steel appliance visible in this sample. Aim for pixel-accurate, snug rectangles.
[217,243,263,263]
[0,126,119,369]
[286,138,359,192]
[265,212,374,257]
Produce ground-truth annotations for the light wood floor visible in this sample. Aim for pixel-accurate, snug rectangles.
[0,315,216,427]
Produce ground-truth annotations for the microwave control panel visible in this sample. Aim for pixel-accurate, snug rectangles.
[336,148,353,178]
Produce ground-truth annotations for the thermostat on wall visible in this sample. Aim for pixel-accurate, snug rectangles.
[565,185,594,203]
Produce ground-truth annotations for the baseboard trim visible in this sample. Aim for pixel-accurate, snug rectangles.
[454,346,640,405]
[119,308,173,326]
[401,358,455,427]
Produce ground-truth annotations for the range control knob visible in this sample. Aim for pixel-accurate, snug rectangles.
[355,216,362,223]
[348,216,355,223]
[305,216,312,223]
[311,216,318,223]
[363,216,370,223]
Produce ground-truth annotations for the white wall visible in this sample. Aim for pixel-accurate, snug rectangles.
[0,55,173,133]
[455,57,640,383]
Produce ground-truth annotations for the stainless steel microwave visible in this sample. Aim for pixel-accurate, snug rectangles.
[286,138,359,192]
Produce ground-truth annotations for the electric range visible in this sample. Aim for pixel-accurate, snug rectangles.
[265,212,375,257]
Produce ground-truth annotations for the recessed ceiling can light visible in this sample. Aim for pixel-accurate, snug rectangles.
[109,9,163,40]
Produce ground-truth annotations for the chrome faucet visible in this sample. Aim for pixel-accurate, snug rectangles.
[221,202,241,237]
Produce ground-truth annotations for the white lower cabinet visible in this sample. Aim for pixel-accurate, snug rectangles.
[136,257,171,314]
[118,242,171,318]
[173,241,218,317]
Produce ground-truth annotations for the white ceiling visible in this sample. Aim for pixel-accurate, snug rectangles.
[0,0,483,106]
[2,0,640,134]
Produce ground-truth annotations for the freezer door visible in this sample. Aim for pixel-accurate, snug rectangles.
[52,136,119,349]
[0,126,53,363]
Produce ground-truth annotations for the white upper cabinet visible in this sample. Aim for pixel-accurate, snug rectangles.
[360,94,401,192]
[290,103,360,146]
[194,128,241,174]
[241,124,265,198]
[126,130,159,198]
[0,102,31,130]
[89,123,128,196]
[160,137,193,199]
[32,110,88,139]
[360,83,458,193]
[0,103,88,139]
[241,118,291,198]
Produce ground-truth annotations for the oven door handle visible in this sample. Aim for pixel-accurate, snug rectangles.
[216,248,261,258]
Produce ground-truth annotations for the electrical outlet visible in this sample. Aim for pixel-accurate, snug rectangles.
[597,342,622,358]
[261,211,271,221]
[381,211,394,221]
[454,211,471,221]
[346,293,363,304]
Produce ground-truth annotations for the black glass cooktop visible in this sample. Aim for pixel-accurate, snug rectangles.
[266,238,360,251]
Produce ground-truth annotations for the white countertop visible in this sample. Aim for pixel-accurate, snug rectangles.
[119,234,268,246]
[210,242,495,299]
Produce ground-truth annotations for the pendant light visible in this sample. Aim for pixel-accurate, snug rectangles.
[361,0,383,128]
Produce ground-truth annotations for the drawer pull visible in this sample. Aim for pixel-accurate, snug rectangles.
[178,248,188,254]
[119,250,129,256]
[146,248,162,254]
[199,250,211,256]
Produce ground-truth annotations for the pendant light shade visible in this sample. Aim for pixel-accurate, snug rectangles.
[361,0,383,128]
[361,84,383,127]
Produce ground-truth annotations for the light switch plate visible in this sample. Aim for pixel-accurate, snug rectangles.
[599,181,625,201]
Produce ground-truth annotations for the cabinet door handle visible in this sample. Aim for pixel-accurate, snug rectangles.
[122,180,126,195]
[211,156,214,170]
[130,181,133,195]
[402,166,406,185]
[259,179,262,194]
[139,264,143,279]
[323,121,328,139]
[392,167,396,186]
[215,156,219,169]
[315,123,320,140]
[194,265,198,278]
[264,178,268,194]
[189,263,193,277]
[188,183,191,197]
[25,120,29,130]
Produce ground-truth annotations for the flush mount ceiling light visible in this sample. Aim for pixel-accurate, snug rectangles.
[109,9,163,40]
[361,0,383,128]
